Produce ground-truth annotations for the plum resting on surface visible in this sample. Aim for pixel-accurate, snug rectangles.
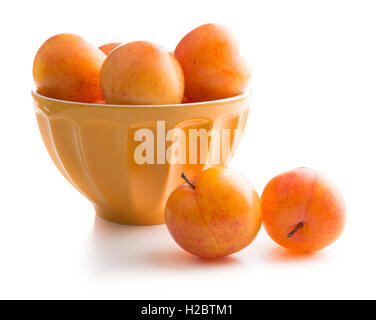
[261,167,346,252]
[165,167,262,259]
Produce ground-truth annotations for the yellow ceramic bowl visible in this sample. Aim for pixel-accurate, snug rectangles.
[32,91,251,225]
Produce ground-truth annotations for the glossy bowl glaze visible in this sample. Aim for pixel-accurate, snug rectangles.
[32,91,251,225]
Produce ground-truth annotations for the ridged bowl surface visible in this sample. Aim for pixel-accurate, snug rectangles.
[32,91,251,225]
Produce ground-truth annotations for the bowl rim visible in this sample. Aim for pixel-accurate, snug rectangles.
[32,89,251,109]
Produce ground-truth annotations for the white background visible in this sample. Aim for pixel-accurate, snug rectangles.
[1,0,375,299]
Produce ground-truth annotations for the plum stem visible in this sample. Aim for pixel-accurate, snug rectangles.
[181,172,195,190]
[287,222,304,238]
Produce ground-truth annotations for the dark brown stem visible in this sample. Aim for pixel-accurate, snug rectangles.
[181,172,195,190]
[287,222,304,238]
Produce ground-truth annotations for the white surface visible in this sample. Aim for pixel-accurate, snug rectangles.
[1,0,376,299]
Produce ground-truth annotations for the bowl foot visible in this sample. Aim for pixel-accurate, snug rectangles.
[95,206,165,226]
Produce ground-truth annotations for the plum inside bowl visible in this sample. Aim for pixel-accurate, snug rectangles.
[32,90,251,225]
